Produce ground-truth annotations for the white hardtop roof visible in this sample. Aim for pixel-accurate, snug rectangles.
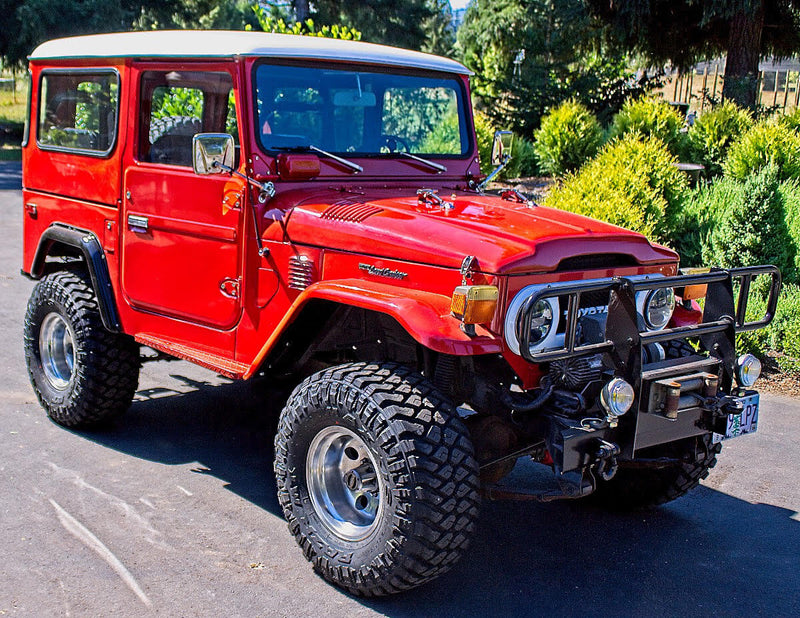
[29,30,471,75]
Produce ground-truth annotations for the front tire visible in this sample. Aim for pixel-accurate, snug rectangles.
[24,270,140,428]
[589,433,722,510]
[274,362,480,596]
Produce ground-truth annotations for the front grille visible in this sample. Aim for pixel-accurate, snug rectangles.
[288,255,315,290]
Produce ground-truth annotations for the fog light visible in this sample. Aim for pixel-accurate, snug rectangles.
[600,378,635,418]
[736,354,762,388]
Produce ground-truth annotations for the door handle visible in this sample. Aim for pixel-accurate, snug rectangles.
[127,214,149,233]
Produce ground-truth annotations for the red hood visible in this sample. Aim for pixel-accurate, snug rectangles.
[281,188,677,274]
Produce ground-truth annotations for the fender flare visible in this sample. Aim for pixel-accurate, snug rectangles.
[29,223,121,332]
[245,278,503,379]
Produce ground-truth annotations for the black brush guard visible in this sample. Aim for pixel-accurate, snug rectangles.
[515,265,781,472]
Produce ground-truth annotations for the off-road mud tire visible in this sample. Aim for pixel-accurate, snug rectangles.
[274,362,480,596]
[589,433,722,510]
[24,270,140,428]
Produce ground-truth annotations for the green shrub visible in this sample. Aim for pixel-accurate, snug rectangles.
[779,178,800,279]
[778,107,800,133]
[609,97,687,159]
[671,176,745,267]
[505,135,539,179]
[474,111,495,175]
[707,165,797,281]
[474,112,538,179]
[739,282,800,377]
[533,100,602,177]
[687,102,753,177]
[723,120,800,181]
[545,134,688,243]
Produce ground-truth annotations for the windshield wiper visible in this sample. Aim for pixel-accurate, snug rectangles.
[396,152,447,174]
[278,145,360,174]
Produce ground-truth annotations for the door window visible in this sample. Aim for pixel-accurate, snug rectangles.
[139,70,237,167]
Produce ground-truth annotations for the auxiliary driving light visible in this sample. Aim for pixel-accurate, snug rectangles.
[736,354,762,388]
[600,378,635,418]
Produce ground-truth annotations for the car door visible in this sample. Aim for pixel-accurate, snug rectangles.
[122,66,245,331]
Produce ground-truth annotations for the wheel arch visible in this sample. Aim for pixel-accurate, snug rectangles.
[245,279,503,379]
[27,223,120,333]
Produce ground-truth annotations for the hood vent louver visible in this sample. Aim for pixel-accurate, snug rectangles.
[321,199,382,223]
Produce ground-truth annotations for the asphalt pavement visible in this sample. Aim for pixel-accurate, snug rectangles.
[1,161,798,616]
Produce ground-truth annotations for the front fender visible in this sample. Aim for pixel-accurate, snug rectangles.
[244,278,503,379]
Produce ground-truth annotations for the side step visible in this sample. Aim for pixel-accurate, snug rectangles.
[135,334,249,379]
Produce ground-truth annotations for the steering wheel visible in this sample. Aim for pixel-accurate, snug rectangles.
[381,134,411,153]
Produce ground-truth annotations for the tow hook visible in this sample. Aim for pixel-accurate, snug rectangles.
[594,439,620,481]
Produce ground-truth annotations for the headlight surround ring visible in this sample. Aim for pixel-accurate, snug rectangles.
[643,286,676,330]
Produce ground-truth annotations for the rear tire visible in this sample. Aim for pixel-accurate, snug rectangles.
[24,270,140,428]
[274,362,480,596]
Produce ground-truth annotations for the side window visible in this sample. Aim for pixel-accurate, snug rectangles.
[37,70,118,155]
[139,70,237,167]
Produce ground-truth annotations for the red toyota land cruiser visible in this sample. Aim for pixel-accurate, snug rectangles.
[21,31,780,596]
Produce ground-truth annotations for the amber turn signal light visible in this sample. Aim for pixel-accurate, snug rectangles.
[678,268,711,300]
[451,285,499,324]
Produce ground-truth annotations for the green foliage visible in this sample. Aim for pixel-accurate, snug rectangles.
[687,102,753,177]
[311,0,440,50]
[474,111,496,175]
[473,111,538,178]
[723,120,800,181]
[533,100,602,177]
[251,7,361,39]
[778,106,800,133]
[545,134,688,243]
[708,165,797,281]
[738,283,800,377]
[672,175,743,267]
[610,97,687,158]
[457,0,656,137]
[505,136,538,179]
[150,86,203,120]
[778,178,800,280]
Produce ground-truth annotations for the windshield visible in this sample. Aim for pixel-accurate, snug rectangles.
[254,63,471,158]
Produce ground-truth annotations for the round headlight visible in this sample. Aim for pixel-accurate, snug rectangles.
[600,378,635,417]
[526,299,554,347]
[644,287,676,330]
[736,354,762,388]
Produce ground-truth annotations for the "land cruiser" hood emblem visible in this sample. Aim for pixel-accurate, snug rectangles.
[358,263,408,280]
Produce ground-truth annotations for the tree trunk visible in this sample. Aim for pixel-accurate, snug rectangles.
[294,0,310,22]
[722,1,765,108]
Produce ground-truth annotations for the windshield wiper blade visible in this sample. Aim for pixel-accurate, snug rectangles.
[307,145,363,173]
[274,145,363,173]
[396,152,447,174]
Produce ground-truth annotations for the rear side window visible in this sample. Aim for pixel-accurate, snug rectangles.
[37,70,118,155]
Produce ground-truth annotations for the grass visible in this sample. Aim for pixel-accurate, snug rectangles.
[0,79,27,161]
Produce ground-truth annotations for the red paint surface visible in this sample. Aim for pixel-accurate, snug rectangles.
[22,53,680,382]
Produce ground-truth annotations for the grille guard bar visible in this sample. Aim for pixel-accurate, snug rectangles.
[516,265,781,367]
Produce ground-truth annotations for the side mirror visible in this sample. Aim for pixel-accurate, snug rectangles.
[490,130,514,165]
[193,133,235,175]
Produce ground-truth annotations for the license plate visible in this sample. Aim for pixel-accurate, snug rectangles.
[713,393,759,443]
